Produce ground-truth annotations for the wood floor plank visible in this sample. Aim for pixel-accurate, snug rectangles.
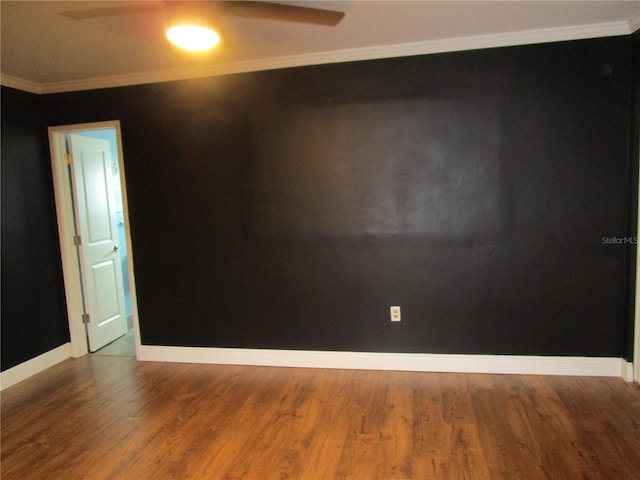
[2,356,639,479]
[527,375,612,479]
[376,372,413,480]
[411,373,448,479]
[547,376,640,479]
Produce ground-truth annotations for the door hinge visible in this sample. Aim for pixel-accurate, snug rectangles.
[82,313,90,324]
[73,235,82,246]
[66,153,73,165]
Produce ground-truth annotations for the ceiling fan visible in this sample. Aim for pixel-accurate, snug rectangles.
[59,1,346,52]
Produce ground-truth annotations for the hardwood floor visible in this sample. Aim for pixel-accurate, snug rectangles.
[2,356,639,479]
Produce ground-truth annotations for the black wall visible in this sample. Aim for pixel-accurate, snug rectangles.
[628,30,640,359]
[1,87,70,370]
[2,35,637,369]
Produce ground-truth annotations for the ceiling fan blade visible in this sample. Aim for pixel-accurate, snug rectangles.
[220,1,345,26]
[59,3,166,21]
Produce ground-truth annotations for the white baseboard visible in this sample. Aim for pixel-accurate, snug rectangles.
[623,360,635,382]
[0,344,630,388]
[138,345,631,380]
[0,343,72,391]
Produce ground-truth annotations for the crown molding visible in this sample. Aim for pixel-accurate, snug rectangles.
[0,74,44,94]
[3,18,636,95]
[629,11,640,32]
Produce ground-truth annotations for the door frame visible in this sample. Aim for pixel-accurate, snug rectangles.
[636,143,640,383]
[49,120,140,358]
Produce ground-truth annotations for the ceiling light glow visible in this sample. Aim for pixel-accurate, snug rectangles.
[166,24,220,52]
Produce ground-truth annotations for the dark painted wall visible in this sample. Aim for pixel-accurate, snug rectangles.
[628,30,640,359]
[1,87,70,370]
[2,35,637,369]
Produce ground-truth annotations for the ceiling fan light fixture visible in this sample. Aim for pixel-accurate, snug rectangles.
[166,22,220,52]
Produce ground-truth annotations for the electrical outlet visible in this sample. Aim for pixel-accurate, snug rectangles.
[390,306,401,322]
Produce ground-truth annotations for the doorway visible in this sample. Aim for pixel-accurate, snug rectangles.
[49,121,140,358]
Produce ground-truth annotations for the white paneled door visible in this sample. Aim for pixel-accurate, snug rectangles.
[68,134,128,352]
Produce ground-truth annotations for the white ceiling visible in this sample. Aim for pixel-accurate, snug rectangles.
[1,1,639,94]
